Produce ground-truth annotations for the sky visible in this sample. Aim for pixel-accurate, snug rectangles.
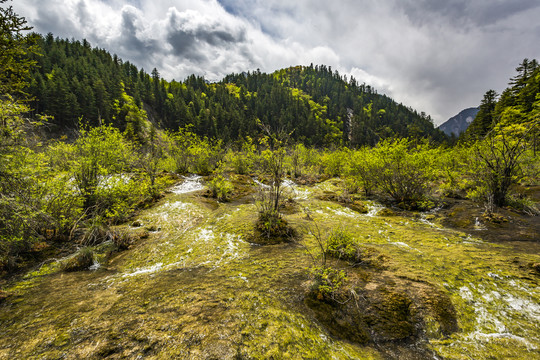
[12,0,540,125]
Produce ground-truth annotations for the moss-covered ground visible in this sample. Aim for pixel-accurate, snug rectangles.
[0,177,538,359]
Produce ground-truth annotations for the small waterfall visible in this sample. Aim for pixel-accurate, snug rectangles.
[474,217,487,230]
[366,202,383,217]
[171,175,204,194]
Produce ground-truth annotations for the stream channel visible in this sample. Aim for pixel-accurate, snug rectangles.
[0,177,538,359]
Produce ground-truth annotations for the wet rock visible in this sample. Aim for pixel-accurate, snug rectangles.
[131,220,143,227]
[61,248,94,272]
[306,286,417,344]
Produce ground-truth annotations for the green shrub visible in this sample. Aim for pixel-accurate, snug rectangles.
[506,194,540,215]
[254,210,296,244]
[80,216,113,246]
[466,122,532,209]
[372,138,438,203]
[326,229,357,261]
[169,127,224,175]
[208,175,233,201]
[343,177,360,194]
[309,266,348,301]
[227,137,256,175]
[347,147,378,196]
[322,149,348,177]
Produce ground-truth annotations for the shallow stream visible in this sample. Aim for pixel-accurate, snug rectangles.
[0,178,538,359]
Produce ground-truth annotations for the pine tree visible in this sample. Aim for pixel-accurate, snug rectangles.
[465,90,498,139]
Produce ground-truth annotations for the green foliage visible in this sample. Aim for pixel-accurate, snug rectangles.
[0,3,47,269]
[169,127,223,175]
[463,58,539,142]
[226,137,256,175]
[326,229,357,261]
[113,84,150,142]
[436,146,472,198]
[25,35,445,145]
[136,126,167,197]
[0,0,39,97]
[46,123,156,225]
[371,138,438,204]
[467,122,533,210]
[40,173,84,233]
[346,147,379,196]
[322,148,348,177]
[254,210,296,243]
[309,265,348,300]
[464,89,498,139]
[208,174,233,201]
[67,123,134,211]
[304,223,355,297]
[285,143,321,179]
[95,174,151,223]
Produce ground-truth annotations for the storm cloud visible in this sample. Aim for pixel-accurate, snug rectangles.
[12,0,540,124]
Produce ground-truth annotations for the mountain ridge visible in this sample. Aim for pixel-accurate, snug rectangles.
[438,107,479,137]
[27,34,447,146]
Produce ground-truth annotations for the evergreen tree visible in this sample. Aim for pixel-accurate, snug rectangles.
[465,90,498,139]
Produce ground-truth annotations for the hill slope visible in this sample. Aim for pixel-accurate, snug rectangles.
[27,35,446,146]
[438,107,479,137]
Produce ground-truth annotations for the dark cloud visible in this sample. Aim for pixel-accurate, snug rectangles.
[116,7,161,64]
[75,0,91,28]
[32,5,81,40]
[400,0,540,28]
[166,8,247,62]
[472,0,540,26]
[167,30,207,61]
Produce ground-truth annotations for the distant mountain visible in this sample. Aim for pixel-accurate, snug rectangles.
[438,107,479,137]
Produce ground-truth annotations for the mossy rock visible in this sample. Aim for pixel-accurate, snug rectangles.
[304,290,371,344]
[305,285,417,344]
[349,201,368,214]
[328,243,388,270]
[0,290,8,303]
[317,192,337,202]
[306,273,458,346]
[418,287,459,338]
[483,213,508,223]
[369,288,416,340]
[279,198,301,215]
[131,220,143,227]
[61,248,95,272]
[378,208,396,216]
[144,224,159,232]
[531,263,540,274]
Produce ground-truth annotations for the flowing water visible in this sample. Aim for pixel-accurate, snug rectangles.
[0,178,538,359]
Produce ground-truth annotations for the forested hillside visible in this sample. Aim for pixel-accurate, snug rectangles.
[27,34,446,146]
